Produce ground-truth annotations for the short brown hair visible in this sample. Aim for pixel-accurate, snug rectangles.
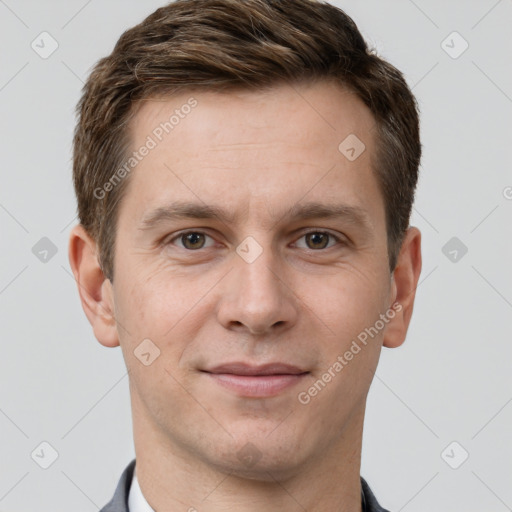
[73,0,421,281]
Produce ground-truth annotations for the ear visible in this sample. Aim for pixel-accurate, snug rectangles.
[68,224,119,348]
[382,227,422,349]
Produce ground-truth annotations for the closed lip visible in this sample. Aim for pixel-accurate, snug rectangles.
[202,362,308,376]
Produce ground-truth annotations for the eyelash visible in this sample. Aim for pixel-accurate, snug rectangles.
[166,229,345,251]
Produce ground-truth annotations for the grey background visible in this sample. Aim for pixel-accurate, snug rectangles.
[1,0,511,510]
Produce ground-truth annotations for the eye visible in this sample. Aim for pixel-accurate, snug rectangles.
[170,231,216,250]
[294,231,341,250]
[165,230,343,252]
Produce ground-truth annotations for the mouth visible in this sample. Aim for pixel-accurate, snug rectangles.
[200,362,310,398]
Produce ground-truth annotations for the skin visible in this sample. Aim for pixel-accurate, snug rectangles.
[69,79,422,512]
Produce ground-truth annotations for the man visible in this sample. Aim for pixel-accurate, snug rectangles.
[68,0,422,510]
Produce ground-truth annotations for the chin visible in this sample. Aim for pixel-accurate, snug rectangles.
[212,454,306,483]
[208,430,308,481]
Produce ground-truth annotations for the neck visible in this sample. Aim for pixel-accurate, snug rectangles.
[131,390,365,512]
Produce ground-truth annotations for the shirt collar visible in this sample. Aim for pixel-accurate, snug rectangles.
[128,468,155,512]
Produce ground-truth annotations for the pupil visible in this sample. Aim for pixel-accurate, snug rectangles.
[184,233,204,249]
[308,233,328,249]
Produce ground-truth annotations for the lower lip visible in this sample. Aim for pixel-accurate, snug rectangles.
[205,373,309,397]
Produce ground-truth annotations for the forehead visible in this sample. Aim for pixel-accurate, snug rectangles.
[120,80,382,230]
[130,80,375,154]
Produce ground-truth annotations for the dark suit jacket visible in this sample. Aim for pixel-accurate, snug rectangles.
[100,459,390,512]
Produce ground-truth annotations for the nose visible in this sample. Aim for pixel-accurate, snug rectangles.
[216,242,299,336]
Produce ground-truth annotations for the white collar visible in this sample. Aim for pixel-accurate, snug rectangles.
[128,467,155,512]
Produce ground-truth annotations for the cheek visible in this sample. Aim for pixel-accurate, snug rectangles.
[302,266,389,347]
[115,260,218,356]
[295,271,388,421]
[116,267,204,408]
[118,258,178,319]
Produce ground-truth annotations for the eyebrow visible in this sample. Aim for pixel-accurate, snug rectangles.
[138,200,372,233]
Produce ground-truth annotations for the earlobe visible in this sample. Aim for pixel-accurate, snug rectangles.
[382,227,422,349]
[68,225,120,348]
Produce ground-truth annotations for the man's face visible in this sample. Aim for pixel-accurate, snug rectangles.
[111,80,395,477]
